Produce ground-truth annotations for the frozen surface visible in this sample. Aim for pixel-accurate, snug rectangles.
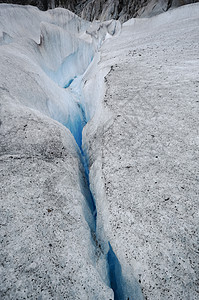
[85,3,199,299]
[0,2,199,299]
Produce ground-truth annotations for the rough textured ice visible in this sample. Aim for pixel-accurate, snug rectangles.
[85,3,199,299]
[0,2,199,300]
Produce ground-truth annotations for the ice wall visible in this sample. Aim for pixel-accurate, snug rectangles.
[0,4,121,137]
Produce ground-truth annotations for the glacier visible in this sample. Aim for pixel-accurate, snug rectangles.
[0,2,199,300]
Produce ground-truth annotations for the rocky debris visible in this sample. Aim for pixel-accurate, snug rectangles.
[0,0,198,21]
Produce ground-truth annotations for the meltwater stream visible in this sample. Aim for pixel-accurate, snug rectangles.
[37,17,142,297]
[63,80,125,299]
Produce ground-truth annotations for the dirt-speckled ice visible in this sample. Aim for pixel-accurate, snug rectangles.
[0,3,199,299]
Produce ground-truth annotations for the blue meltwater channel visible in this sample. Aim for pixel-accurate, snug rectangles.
[63,85,125,299]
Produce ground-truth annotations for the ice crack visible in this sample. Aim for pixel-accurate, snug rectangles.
[63,79,127,299]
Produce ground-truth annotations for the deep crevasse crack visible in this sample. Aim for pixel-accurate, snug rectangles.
[1,8,142,296]
[64,78,126,298]
[47,19,143,297]
[62,63,143,298]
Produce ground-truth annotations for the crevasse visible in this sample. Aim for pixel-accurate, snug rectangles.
[17,12,142,298]
[64,74,126,299]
